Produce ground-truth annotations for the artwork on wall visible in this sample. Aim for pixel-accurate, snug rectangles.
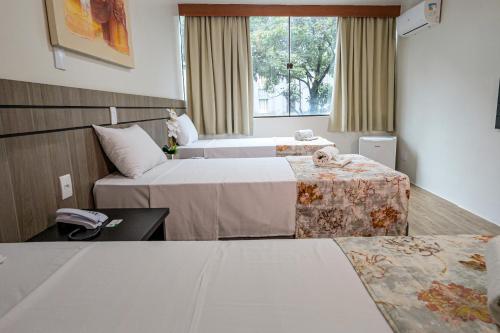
[45,0,134,68]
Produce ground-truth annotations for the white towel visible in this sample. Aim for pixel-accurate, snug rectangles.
[486,236,500,325]
[313,146,351,168]
[294,129,314,141]
[0,254,6,264]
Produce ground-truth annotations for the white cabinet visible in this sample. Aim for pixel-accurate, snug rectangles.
[359,136,397,169]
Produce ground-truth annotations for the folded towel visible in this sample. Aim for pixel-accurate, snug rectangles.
[322,156,352,168]
[486,236,500,325]
[294,129,314,141]
[0,254,6,264]
[313,146,345,166]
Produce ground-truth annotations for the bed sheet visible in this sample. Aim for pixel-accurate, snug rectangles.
[94,158,297,240]
[177,137,335,159]
[0,240,392,333]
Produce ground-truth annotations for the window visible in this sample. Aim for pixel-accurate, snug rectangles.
[251,17,337,117]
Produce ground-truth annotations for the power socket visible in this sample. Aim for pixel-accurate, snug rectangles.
[59,174,73,200]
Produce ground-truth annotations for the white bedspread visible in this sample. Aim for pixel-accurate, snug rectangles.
[177,137,334,159]
[94,158,297,240]
[0,240,392,333]
[178,137,276,159]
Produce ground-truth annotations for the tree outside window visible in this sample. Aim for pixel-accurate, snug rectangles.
[251,17,337,117]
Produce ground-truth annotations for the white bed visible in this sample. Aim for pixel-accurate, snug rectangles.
[94,158,297,240]
[0,240,392,333]
[176,137,334,159]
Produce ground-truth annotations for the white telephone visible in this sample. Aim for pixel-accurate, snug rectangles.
[55,208,108,230]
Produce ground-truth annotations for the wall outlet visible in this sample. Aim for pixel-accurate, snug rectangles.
[59,174,73,200]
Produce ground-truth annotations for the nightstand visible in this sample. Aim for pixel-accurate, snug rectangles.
[28,208,169,242]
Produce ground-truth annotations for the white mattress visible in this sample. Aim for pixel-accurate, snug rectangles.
[177,137,333,159]
[94,158,297,240]
[0,240,392,333]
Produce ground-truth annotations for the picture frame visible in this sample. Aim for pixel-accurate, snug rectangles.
[45,0,135,68]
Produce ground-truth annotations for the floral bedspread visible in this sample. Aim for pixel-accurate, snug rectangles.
[275,137,335,157]
[287,154,410,238]
[335,235,497,333]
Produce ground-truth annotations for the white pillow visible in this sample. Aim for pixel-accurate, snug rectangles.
[92,125,166,178]
[176,114,199,145]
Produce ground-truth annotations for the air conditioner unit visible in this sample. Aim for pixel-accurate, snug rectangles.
[397,0,442,37]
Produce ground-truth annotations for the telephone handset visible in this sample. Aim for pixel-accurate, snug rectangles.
[56,208,108,229]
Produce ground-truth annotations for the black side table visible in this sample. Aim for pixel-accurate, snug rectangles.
[28,208,169,242]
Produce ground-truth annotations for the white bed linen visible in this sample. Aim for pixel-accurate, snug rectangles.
[177,137,335,159]
[0,240,392,333]
[177,137,277,159]
[94,158,297,240]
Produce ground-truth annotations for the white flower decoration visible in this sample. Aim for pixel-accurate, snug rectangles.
[166,109,180,139]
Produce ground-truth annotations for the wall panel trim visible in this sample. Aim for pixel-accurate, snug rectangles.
[0,79,184,242]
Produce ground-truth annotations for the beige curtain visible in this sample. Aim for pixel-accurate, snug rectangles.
[185,16,253,135]
[329,17,396,132]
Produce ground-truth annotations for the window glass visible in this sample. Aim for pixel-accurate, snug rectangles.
[290,17,337,116]
[250,17,289,117]
[251,17,337,117]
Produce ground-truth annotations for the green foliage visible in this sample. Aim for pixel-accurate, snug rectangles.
[251,17,337,114]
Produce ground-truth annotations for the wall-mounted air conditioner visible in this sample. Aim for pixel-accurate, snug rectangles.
[397,0,442,37]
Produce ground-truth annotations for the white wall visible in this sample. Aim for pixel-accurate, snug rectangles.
[0,0,183,99]
[396,0,500,224]
[254,116,365,153]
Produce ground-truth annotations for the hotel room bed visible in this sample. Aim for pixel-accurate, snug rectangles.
[94,158,297,240]
[176,136,335,159]
[94,155,410,240]
[0,236,495,333]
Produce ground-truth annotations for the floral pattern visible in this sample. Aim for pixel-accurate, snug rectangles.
[459,254,486,271]
[288,155,410,238]
[275,137,335,157]
[336,235,497,333]
[418,281,493,324]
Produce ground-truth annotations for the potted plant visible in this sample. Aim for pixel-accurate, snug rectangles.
[163,109,180,159]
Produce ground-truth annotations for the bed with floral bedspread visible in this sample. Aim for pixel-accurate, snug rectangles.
[275,137,335,157]
[287,154,410,238]
[335,235,497,333]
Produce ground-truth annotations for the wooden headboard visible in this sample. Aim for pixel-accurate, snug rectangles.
[0,79,186,242]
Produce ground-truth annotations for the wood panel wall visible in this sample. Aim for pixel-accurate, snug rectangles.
[0,79,186,242]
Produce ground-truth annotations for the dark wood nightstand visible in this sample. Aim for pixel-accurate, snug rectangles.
[28,208,169,242]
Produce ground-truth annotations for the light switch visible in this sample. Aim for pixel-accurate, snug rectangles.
[53,47,66,71]
[59,174,73,200]
[109,107,118,124]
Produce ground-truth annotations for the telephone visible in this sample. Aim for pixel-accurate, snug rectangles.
[56,208,108,230]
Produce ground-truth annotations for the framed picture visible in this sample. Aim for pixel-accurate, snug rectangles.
[45,0,134,68]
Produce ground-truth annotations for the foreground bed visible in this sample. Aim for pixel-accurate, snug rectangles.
[94,155,410,240]
[0,236,495,333]
[0,240,391,333]
[176,136,335,159]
